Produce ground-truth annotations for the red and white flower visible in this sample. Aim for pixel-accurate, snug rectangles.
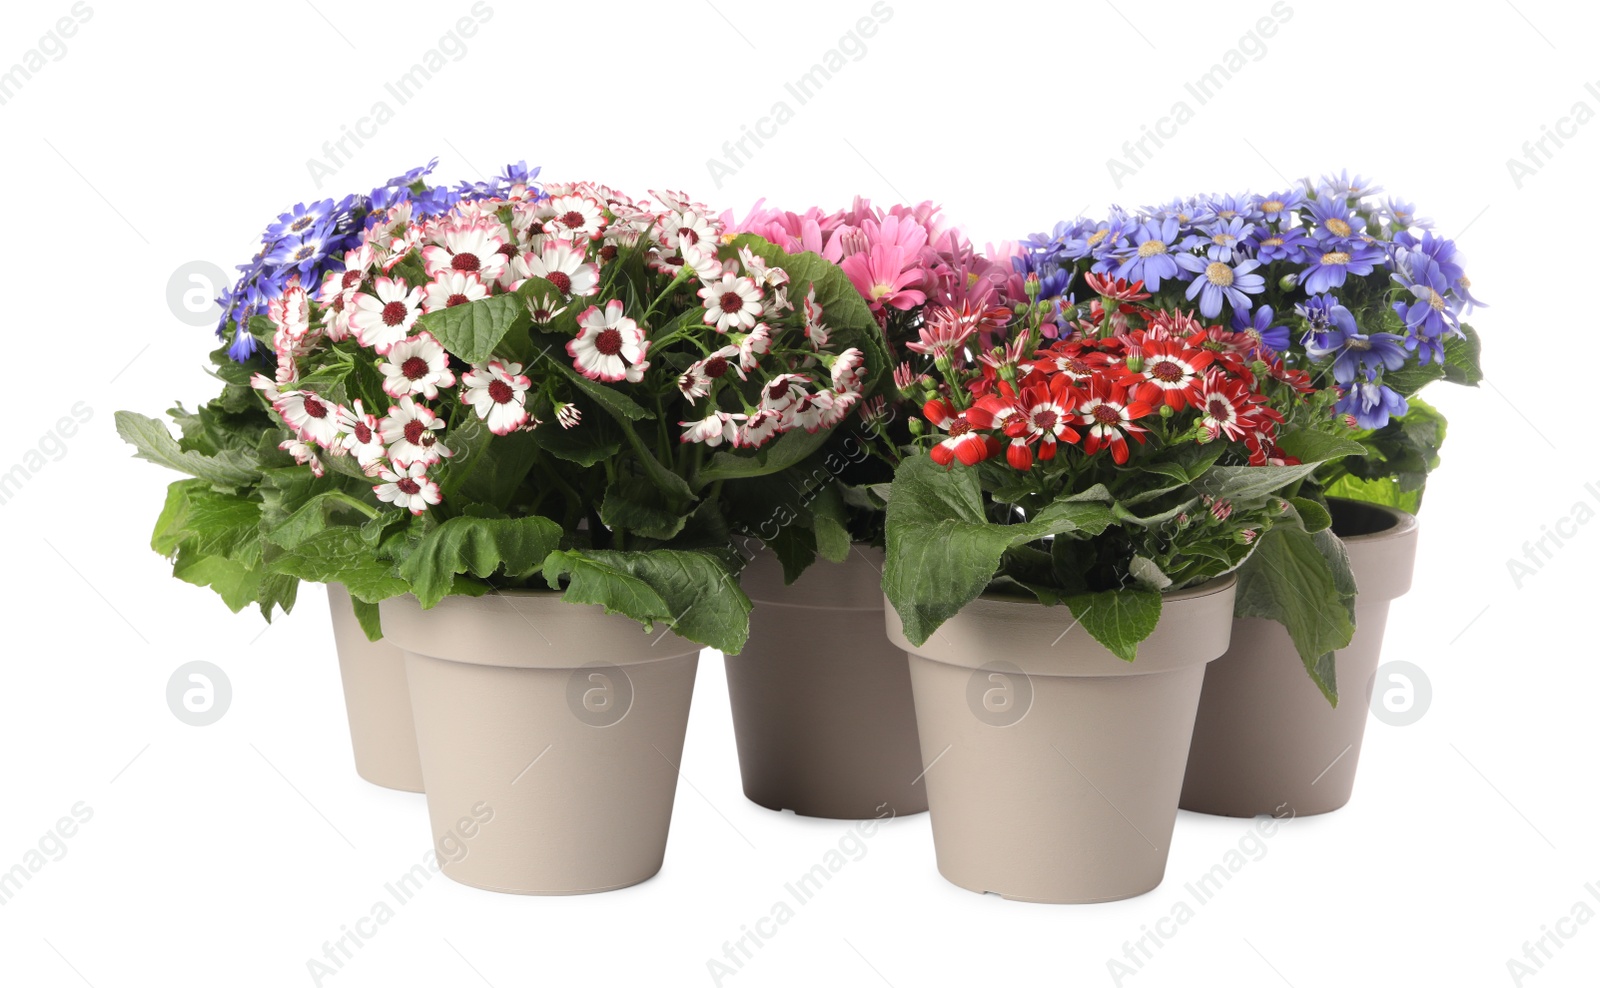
[349,276,424,353]
[421,271,489,314]
[541,194,607,242]
[739,409,784,448]
[1076,379,1153,465]
[679,411,740,447]
[1193,370,1255,442]
[923,399,996,467]
[379,332,456,400]
[337,400,387,473]
[421,225,508,284]
[379,396,452,468]
[373,462,440,516]
[678,347,743,400]
[279,438,325,477]
[759,373,810,415]
[516,240,600,297]
[461,360,534,435]
[802,288,830,348]
[568,300,648,383]
[737,325,771,371]
[698,274,763,332]
[274,390,342,447]
[1125,341,1214,412]
[831,347,867,394]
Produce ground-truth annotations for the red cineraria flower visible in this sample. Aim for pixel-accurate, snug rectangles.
[1083,272,1152,302]
[924,399,998,467]
[1075,378,1153,465]
[1126,340,1214,411]
[1191,369,1257,442]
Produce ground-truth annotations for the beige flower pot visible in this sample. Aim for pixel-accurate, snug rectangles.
[379,591,700,895]
[726,547,927,819]
[1181,500,1420,817]
[326,583,424,793]
[886,577,1237,903]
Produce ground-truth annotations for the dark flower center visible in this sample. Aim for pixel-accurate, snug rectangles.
[341,270,362,289]
[595,328,624,356]
[397,478,421,495]
[451,252,481,272]
[488,380,514,404]
[1093,405,1121,425]
[547,271,572,293]
[447,293,468,307]
[1150,360,1184,383]
[1033,409,1058,430]
[680,228,700,246]
[561,210,586,228]
[403,421,426,444]
[401,357,429,380]
[497,243,516,257]
[600,245,618,261]
[381,301,408,326]
[1208,398,1232,420]
[719,291,744,314]
[302,396,328,419]
[766,380,791,400]
[704,356,729,378]
[947,420,972,437]
[354,423,372,443]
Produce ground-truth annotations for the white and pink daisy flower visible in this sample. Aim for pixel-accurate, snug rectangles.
[379,332,457,400]
[789,390,844,433]
[759,373,810,415]
[802,288,829,348]
[274,390,342,447]
[542,194,607,242]
[373,462,440,516]
[349,276,424,353]
[554,402,581,429]
[379,396,452,468]
[337,400,387,474]
[680,240,724,282]
[679,412,741,447]
[461,360,534,435]
[420,226,509,284]
[279,438,325,478]
[422,271,489,314]
[699,274,763,332]
[737,325,771,371]
[738,246,790,289]
[568,301,648,383]
[677,346,744,400]
[831,347,867,394]
[740,409,784,448]
[516,240,600,297]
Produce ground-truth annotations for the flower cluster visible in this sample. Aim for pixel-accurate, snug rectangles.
[1015,171,1482,431]
[237,169,869,515]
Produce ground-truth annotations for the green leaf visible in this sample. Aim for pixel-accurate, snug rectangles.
[418,294,526,363]
[601,475,692,541]
[398,514,565,608]
[1289,496,1333,534]
[267,527,409,603]
[551,360,654,421]
[117,411,260,491]
[350,595,384,642]
[543,548,751,653]
[1062,588,1163,663]
[1322,474,1422,515]
[1442,323,1483,387]
[696,426,833,484]
[172,547,261,613]
[530,413,621,467]
[883,456,1116,646]
[1232,523,1357,705]
[621,421,695,502]
[263,491,378,551]
[809,484,852,564]
[1274,431,1368,466]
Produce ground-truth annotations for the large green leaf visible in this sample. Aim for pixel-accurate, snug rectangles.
[398,514,565,608]
[883,456,1115,646]
[695,427,832,484]
[1442,323,1483,387]
[1232,522,1357,705]
[1061,588,1163,663]
[543,548,751,653]
[267,527,409,604]
[418,294,526,364]
[117,411,260,491]
[600,476,692,541]
[1192,433,1363,503]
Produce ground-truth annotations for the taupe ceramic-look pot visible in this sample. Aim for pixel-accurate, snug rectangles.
[886,577,1237,904]
[326,583,424,793]
[1181,499,1420,818]
[725,547,926,819]
[379,591,700,895]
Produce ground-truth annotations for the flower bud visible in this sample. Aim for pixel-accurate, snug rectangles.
[1125,354,1145,372]
[1159,403,1174,419]
[908,418,925,437]
[1278,273,1298,292]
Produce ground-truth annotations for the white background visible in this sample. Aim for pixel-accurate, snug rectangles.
[1,0,1595,985]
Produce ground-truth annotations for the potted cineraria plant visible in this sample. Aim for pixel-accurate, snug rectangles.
[880,258,1364,902]
[708,197,1023,820]
[114,162,468,793]
[1013,172,1483,819]
[130,165,885,895]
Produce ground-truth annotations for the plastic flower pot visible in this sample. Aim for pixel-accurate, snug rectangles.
[725,546,926,819]
[885,576,1237,903]
[1181,499,1420,817]
[326,583,424,793]
[379,591,700,895]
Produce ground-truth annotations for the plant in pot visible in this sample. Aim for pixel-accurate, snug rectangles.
[114,162,472,793]
[708,197,1023,819]
[880,266,1363,902]
[1014,172,1484,817]
[162,167,888,894]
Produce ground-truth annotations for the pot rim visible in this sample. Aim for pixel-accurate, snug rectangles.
[1326,496,1419,545]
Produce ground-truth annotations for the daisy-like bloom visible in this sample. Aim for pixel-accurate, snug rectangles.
[420,225,509,284]
[759,373,810,415]
[802,288,829,348]
[349,276,424,353]
[460,360,534,435]
[840,245,927,312]
[699,273,764,332]
[373,462,441,516]
[681,240,725,283]
[738,246,790,289]
[923,399,997,467]
[421,270,489,314]
[274,390,342,447]
[568,300,649,383]
[1306,194,1362,243]
[789,390,845,433]
[1250,226,1311,264]
[1126,340,1215,411]
[379,396,451,468]
[1082,272,1152,302]
[739,409,784,448]
[905,305,978,358]
[679,411,740,447]
[1334,372,1409,430]
[1298,241,1386,295]
[1191,370,1257,442]
[678,348,743,399]
[737,325,772,372]
[554,402,581,430]
[379,332,457,399]
[1252,188,1306,225]
[1200,217,1256,261]
[1076,378,1152,465]
[832,347,867,394]
[1113,218,1182,291]
[542,194,607,242]
[279,438,325,477]
[818,389,861,430]
[269,278,311,345]
[1173,254,1265,319]
[1306,328,1409,385]
[337,400,387,474]
[516,240,600,297]
[657,205,719,252]
[249,373,282,403]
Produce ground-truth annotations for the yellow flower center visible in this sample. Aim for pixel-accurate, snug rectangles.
[1261,200,1283,214]
[871,283,894,300]
[1262,236,1284,247]
[1213,233,1236,245]
[1325,218,1352,238]
[1087,229,1109,246]
[1205,262,1234,287]
[1428,289,1445,311]
[1321,251,1351,266]
[1138,239,1167,257]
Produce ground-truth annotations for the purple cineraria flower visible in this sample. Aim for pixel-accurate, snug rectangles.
[1251,226,1312,264]
[1252,188,1306,226]
[1390,262,1462,341]
[1085,215,1136,274]
[266,199,338,241]
[1114,217,1183,291]
[1232,305,1291,356]
[1307,194,1364,244]
[1393,230,1465,286]
[1299,240,1386,294]
[1174,253,1265,318]
[1295,293,1359,344]
[1318,169,1383,200]
[1335,372,1408,430]
[1382,197,1429,230]
[1147,197,1204,229]
[1196,193,1253,226]
[1307,329,1410,385]
[265,221,339,275]
[1199,216,1256,261]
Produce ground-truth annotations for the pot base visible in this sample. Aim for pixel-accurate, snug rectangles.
[327,584,424,794]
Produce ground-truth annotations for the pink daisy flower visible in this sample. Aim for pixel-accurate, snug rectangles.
[379,396,451,468]
[461,360,534,435]
[349,276,423,354]
[840,244,927,312]
[831,347,867,394]
[379,332,457,400]
[274,390,341,447]
[279,438,325,477]
[568,300,648,383]
[516,240,600,297]
[541,194,607,242]
[373,462,440,516]
[737,325,771,371]
[421,271,489,314]
[740,409,784,449]
[679,412,741,447]
[420,226,508,284]
[698,274,763,332]
[337,400,387,474]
